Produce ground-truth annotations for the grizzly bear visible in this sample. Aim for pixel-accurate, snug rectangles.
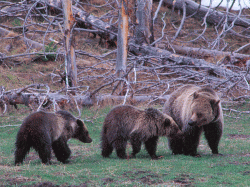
[15,110,92,165]
[101,105,182,159]
[163,84,224,157]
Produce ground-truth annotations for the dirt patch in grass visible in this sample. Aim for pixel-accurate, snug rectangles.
[227,134,250,139]
[101,169,166,186]
[228,160,250,165]
[121,170,165,185]
[1,176,35,186]
[101,177,114,185]
[173,173,195,187]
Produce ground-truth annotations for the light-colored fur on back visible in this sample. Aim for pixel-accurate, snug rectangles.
[52,116,64,141]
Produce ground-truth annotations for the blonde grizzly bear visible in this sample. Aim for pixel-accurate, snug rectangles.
[15,110,92,165]
[163,84,224,157]
[101,105,182,159]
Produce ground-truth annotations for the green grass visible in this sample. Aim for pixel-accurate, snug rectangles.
[0,106,250,186]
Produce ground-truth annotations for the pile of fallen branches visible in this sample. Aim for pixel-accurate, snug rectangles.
[0,0,250,116]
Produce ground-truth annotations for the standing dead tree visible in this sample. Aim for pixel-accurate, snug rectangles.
[135,0,154,45]
[115,0,129,98]
[63,0,77,88]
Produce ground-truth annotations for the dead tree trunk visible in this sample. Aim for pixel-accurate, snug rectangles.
[135,0,154,45]
[114,0,129,96]
[63,0,77,88]
[116,0,129,77]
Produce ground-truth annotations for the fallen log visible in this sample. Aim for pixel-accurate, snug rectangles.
[164,0,250,28]
[166,44,250,65]
[129,39,250,89]
[0,83,169,115]
[0,27,43,50]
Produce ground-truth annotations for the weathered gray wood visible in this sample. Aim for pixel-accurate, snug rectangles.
[62,0,77,87]
[167,45,250,63]
[164,0,250,28]
[129,39,250,82]
[116,0,129,76]
[135,0,153,44]
[0,27,43,49]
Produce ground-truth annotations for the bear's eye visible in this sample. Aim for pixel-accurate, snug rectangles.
[164,118,171,127]
[197,113,202,118]
[202,119,207,123]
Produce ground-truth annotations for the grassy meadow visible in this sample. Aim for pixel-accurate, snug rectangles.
[0,106,249,186]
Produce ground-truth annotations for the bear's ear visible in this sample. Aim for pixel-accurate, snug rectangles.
[193,92,199,99]
[210,99,220,107]
[76,119,84,128]
[164,118,171,127]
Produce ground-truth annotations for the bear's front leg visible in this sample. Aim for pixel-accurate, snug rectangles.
[144,136,160,159]
[203,122,223,155]
[52,137,71,163]
[183,127,202,157]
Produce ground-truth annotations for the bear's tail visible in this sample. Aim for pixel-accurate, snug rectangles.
[14,131,31,165]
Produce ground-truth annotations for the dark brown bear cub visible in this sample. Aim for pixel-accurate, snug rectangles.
[15,110,92,165]
[101,105,182,159]
[163,84,224,157]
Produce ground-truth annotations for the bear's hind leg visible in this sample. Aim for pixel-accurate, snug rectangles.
[144,136,159,159]
[116,148,127,159]
[52,137,71,163]
[101,135,113,158]
[130,134,142,158]
[15,143,31,165]
[114,137,127,159]
[15,133,31,165]
[35,142,52,164]
[204,123,222,155]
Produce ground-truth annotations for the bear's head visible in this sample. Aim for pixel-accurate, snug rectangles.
[163,115,183,138]
[73,119,92,143]
[188,92,220,127]
[146,108,182,137]
[56,110,92,143]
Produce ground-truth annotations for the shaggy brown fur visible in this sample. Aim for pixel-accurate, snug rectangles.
[101,105,182,159]
[163,84,224,157]
[15,110,92,165]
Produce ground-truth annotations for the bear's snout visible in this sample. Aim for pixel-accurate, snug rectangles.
[85,137,92,143]
[169,129,183,139]
[82,136,92,143]
[188,120,197,126]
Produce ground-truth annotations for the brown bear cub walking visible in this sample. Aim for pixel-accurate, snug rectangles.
[101,105,182,159]
[15,110,92,165]
[163,84,224,157]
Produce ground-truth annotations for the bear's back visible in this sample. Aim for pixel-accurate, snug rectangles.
[103,105,144,139]
[21,111,55,129]
[20,111,65,142]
